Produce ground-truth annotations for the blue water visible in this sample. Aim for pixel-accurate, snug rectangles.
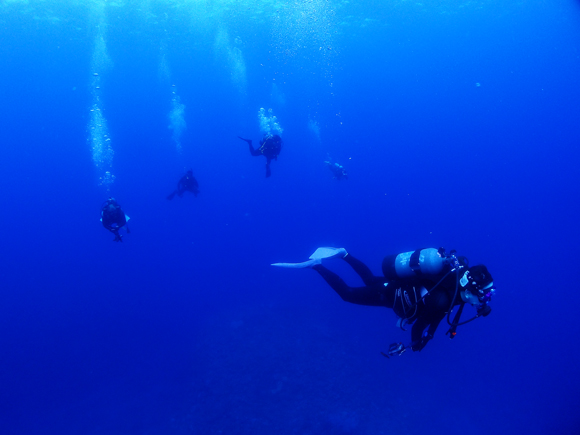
[1,1,579,434]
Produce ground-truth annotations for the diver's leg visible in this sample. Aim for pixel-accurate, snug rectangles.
[312,264,386,306]
[250,145,262,156]
[238,136,262,156]
[265,161,271,178]
[343,254,383,286]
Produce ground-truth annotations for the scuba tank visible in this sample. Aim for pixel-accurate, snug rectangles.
[382,248,449,280]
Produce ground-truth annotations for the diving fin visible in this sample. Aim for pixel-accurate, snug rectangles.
[271,259,319,268]
[272,247,347,269]
[309,247,347,260]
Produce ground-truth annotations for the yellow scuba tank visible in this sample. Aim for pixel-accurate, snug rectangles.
[382,248,448,280]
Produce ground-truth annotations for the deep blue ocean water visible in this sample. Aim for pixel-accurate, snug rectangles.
[1,1,579,434]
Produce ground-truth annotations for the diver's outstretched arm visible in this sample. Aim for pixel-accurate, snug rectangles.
[167,190,177,200]
[410,305,447,351]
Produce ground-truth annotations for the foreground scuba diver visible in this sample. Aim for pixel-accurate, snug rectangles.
[272,247,495,355]
[100,198,130,242]
[238,134,282,178]
[167,169,199,200]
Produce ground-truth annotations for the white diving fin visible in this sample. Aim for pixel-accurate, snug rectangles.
[272,247,347,268]
[309,247,347,260]
[271,259,319,268]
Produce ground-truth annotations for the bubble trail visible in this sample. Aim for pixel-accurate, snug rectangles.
[88,10,114,190]
[89,102,114,189]
[168,85,186,154]
[308,118,321,142]
[214,27,247,96]
[258,108,283,137]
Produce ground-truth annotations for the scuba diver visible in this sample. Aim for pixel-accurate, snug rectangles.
[272,247,495,355]
[325,160,348,180]
[238,134,282,178]
[167,169,199,200]
[100,198,130,242]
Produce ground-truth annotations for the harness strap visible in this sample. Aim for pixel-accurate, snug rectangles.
[410,250,422,275]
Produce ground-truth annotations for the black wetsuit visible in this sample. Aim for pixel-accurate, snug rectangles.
[239,135,282,177]
[168,171,199,200]
[101,201,128,242]
[313,254,462,351]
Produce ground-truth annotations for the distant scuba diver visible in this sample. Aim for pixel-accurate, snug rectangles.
[100,198,130,242]
[167,170,199,200]
[325,160,348,180]
[273,247,495,356]
[238,134,282,178]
